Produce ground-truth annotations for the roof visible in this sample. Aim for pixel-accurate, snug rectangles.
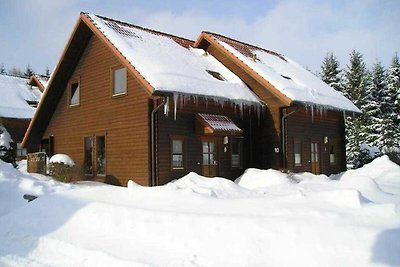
[86,13,261,105]
[0,74,42,119]
[199,32,360,113]
[196,113,243,135]
[29,74,50,92]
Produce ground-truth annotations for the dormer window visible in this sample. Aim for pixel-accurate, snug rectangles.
[206,70,226,81]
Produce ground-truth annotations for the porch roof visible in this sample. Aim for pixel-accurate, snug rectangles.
[196,113,243,136]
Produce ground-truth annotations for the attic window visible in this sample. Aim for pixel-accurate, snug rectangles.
[69,82,80,106]
[206,70,226,81]
[281,75,291,80]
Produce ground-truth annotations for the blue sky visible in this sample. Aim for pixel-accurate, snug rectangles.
[0,0,399,74]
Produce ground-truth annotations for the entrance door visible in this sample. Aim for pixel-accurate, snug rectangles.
[202,140,218,177]
[310,142,320,174]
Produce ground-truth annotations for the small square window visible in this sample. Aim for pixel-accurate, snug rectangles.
[113,67,127,95]
[70,82,80,106]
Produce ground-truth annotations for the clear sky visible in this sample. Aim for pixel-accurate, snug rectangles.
[0,0,399,75]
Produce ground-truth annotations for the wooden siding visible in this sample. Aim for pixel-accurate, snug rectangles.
[285,107,346,175]
[204,43,283,170]
[155,97,262,185]
[43,34,151,186]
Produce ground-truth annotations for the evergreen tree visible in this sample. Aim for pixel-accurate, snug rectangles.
[0,63,5,74]
[343,50,368,166]
[45,66,50,76]
[24,64,34,78]
[320,52,343,93]
[364,61,386,146]
[8,67,23,77]
[381,54,400,151]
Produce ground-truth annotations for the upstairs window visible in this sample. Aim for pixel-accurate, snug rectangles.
[69,82,80,106]
[113,67,127,95]
[206,70,226,81]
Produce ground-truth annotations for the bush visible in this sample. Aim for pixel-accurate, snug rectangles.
[48,162,83,183]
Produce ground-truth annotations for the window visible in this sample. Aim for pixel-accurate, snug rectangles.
[206,70,226,81]
[203,141,216,165]
[69,82,80,106]
[294,140,302,166]
[330,144,336,165]
[84,136,93,175]
[113,67,127,95]
[172,139,184,169]
[96,136,106,175]
[16,143,27,157]
[231,139,242,168]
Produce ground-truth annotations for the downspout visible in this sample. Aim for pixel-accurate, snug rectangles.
[281,105,299,170]
[151,96,168,187]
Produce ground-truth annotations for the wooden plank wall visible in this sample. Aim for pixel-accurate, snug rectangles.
[286,107,346,175]
[43,34,151,186]
[155,97,262,185]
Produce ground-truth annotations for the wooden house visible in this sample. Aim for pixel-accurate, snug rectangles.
[23,13,359,186]
[0,74,42,158]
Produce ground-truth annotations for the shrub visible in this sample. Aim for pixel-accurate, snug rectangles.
[48,162,84,183]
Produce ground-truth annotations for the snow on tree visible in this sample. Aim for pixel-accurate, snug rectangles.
[364,61,386,146]
[0,124,16,166]
[8,67,23,77]
[320,52,343,93]
[343,50,369,166]
[381,54,400,153]
[45,67,51,76]
[0,63,5,74]
[24,64,34,78]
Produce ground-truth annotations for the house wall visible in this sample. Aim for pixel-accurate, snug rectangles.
[204,44,283,170]
[156,97,261,185]
[285,107,346,175]
[43,34,151,186]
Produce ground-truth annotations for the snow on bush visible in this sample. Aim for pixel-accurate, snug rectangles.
[49,154,75,167]
[235,168,293,189]
[0,124,16,166]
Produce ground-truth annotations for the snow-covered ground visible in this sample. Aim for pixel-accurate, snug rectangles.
[0,156,399,267]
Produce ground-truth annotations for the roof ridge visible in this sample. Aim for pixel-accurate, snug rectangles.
[203,31,286,61]
[0,73,29,80]
[83,12,195,47]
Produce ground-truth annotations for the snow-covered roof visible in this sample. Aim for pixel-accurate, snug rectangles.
[86,14,261,105]
[204,33,360,113]
[0,74,42,119]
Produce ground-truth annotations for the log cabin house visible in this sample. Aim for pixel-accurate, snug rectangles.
[0,74,42,159]
[23,13,360,186]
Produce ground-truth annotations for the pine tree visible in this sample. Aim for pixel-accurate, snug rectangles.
[364,61,386,147]
[381,54,400,151]
[24,64,34,78]
[0,63,5,74]
[45,66,50,76]
[8,67,23,77]
[320,52,343,93]
[343,50,368,166]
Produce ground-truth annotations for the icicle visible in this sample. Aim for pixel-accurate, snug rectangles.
[173,93,178,120]
[311,105,314,123]
[164,97,169,116]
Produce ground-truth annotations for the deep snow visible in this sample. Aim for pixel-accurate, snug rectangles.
[0,156,399,267]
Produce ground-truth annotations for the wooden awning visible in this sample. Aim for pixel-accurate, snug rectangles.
[195,113,243,136]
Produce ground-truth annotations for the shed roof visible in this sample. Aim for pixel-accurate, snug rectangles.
[196,113,243,135]
[198,32,360,113]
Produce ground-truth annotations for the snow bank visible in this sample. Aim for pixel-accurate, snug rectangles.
[49,154,75,167]
[236,168,293,189]
[0,156,400,266]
